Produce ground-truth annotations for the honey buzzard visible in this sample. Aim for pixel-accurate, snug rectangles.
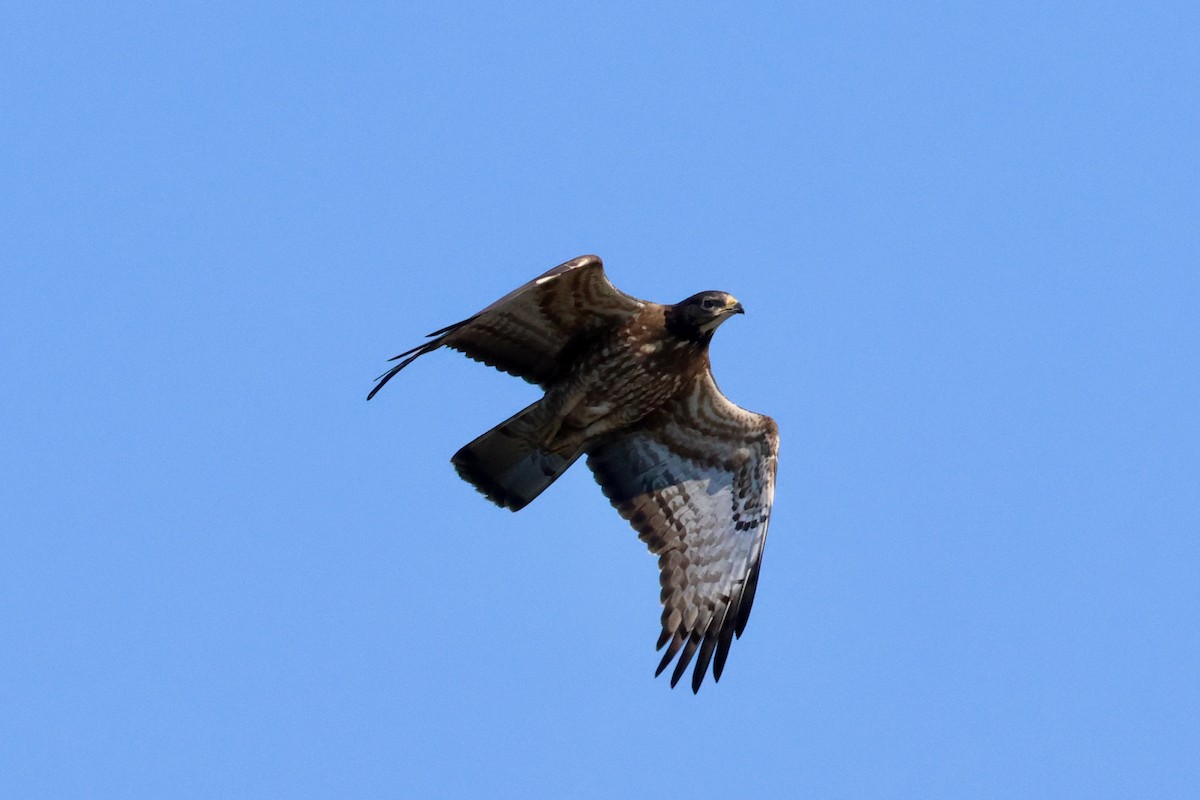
[369,255,779,692]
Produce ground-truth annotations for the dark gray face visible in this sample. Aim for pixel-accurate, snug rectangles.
[666,291,745,341]
[678,291,745,331]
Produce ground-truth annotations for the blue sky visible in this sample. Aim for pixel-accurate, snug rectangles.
[4,2,1198,797]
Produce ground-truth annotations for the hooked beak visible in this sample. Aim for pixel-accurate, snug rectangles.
[728,299,745,315]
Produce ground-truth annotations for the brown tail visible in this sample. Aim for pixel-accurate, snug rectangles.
[451,401,583,511]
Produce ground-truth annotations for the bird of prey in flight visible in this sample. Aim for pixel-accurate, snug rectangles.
[369,255,779,692]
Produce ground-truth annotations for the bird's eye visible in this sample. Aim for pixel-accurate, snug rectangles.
[702,298,718,310]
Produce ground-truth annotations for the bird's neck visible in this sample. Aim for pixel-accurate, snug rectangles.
[664,309,715,347]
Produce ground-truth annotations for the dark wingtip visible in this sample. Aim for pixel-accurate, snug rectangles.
[366,364,402,400]
[656,632,684,678]
[712,622,736,682]
[367,339,444,400]
[669,636,700,689]
[690,628,720,693]
[735,565,762,637]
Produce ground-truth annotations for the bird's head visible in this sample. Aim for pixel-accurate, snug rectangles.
[666,291,745,342]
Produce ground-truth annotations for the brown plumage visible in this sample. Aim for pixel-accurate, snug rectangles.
[369,255,779,692]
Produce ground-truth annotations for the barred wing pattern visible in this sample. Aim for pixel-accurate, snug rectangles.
[587,371,779,692]
[368,255,641,398]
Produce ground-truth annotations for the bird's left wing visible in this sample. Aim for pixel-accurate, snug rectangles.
[586,370,779,692]
[368,255,642,398]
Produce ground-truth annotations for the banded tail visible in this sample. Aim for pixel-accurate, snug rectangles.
[451,401,583,511]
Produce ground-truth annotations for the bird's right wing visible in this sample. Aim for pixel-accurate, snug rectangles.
[368,255,643,398]
[586,369,779,692]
